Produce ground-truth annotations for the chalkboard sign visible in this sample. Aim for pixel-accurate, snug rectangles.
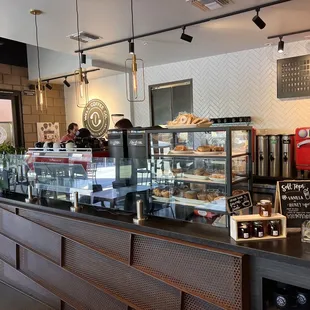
[226,192,253,214]
[277,181,310,227]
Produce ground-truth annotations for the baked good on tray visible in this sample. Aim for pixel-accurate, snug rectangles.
[194,168,205,176]
[161,190,171,198]
[174,145,188,151]
[212,146,224,152]
[172,168,182,175]
[197,192,208,201]
[211,173,225,179]
[167,113,210,126]
[153,188,162,197]
[184,191,198,200]
[196,146,212,152]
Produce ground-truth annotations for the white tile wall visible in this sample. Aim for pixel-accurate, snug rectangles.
[134,40,310,133]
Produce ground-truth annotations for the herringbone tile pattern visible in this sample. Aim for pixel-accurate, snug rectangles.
[134,40,310,132]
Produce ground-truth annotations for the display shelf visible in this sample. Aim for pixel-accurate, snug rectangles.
[230,213,287,242]
[146,125,252,134]
[172,176,249,186]
[150,152,249,159]
[152,196,227,214]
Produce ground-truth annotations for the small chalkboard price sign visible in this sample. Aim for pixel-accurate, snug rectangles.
[277,181,310,228]
[226,192,253,214]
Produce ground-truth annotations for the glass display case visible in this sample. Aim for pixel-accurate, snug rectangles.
[0,127,252,228]
[145,126,253,225]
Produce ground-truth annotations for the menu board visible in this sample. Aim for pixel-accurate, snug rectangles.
[277,55,310,99]
[277,181,310,227]
[226,192,252,214]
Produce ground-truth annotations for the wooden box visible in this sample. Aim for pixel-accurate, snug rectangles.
[230,213,287,242]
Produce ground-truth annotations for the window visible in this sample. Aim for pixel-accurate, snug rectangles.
[149,79,193,126]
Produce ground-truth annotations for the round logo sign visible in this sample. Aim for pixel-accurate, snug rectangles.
[82,99,110,137]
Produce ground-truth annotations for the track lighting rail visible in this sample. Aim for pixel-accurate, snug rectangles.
[75,0,291,53]
[41,68,100,83]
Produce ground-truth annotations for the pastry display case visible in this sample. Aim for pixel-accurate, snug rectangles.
[145,126,253,226]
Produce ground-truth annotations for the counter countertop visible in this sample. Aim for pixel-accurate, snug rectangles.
[1,193,310,268]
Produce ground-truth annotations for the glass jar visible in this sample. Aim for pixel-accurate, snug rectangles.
[238,222,250,239]
[268,220,281,237]
[259,200,272,217]
[253,221,264,238]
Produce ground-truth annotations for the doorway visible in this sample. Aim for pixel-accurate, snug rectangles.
[149,79,193,126]
[0,91,24,147]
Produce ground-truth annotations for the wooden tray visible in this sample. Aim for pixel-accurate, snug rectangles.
[167,122,213,129]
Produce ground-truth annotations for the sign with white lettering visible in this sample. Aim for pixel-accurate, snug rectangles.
[277,181,310,227]
[226,192,252,214]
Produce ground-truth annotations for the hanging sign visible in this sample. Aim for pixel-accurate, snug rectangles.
[226,192,253,214]
[82,99,110,137]
[276,181,310,228]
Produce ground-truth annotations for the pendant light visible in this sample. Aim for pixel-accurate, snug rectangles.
[125,0,145,102]
[74,0,88,108]
[30,9,47,112]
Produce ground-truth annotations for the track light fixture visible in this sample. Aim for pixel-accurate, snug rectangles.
[180,26,193,43]
[46,81,52,90]
[129,40,135,54]
[81,53,86,64]
[278,36,284,53]
[252,8,266,30]
[63,77,71,87]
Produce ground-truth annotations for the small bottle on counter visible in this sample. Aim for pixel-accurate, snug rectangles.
[259,200,272,217]
[268,220,281,237]
[253,221,264,238]
[238,222,250,239]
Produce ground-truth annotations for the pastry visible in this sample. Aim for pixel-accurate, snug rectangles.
[212,146,224,152]
[197,145,211,152]
[184,191,198,199]
[174,145,188,151]
[213,196,225,201]
[194,168,205,176]
[161,190,171,198]
[167,113,211,126]
[153,188,162,197]
[172,168,182,175]
[211,173,225,179]
[203,172,210,176]
[197,192,208,201]
[192,117,203,124]
[232,189,245,196]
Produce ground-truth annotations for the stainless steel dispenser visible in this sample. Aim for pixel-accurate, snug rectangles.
[257,135,268,176]
[269,135,281,177]
[281,134,295,178]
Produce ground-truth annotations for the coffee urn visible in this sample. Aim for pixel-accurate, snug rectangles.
[257,135,268,176]
[108,129,128,159]
[281,135,295,178]
[269,135,281,177]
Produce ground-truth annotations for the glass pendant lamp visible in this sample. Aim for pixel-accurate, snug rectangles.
[74,0,89,108]
[30,9,47,112]
[125,0,145,102]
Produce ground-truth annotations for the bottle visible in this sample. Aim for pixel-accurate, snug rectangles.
[273,283,292,309]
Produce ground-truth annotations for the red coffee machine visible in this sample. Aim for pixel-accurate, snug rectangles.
[295,127,310,171]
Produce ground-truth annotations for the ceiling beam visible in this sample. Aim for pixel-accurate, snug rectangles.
[75,0,292,53]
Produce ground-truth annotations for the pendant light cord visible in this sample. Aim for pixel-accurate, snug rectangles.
[34,14,41,79]
[76,0,82,68]
[131,0,135,42]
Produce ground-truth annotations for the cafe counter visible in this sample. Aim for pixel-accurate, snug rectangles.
[0,194,309,310]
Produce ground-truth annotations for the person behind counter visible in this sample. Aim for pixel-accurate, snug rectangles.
[61,123,79,143]
[114,118,133,129]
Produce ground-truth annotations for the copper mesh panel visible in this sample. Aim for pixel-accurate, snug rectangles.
[64,239,181,310]
[0,203,16,213]
[19,247,127,310]
[132,235,243,309]
[0,260,60,309]
[19,209,130,263]
[0,209,61,264]
[63,303,76,310]
[183,294,223,310]
[0,234,16,266]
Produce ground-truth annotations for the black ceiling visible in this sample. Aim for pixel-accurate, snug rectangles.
[0,38,28,68]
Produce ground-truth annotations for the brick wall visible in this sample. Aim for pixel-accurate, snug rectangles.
[0,64,66,149]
